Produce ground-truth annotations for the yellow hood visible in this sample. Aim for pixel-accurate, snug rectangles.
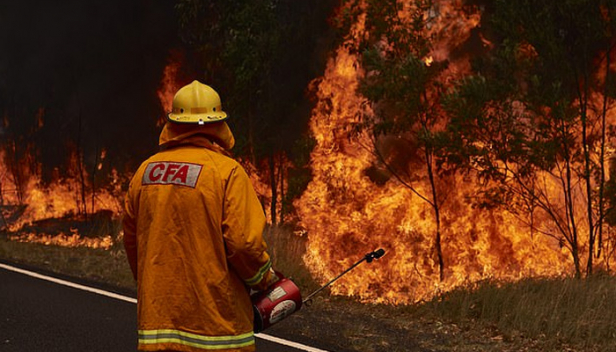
[158,121,235,151]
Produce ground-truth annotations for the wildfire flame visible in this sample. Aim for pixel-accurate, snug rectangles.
[157,50,184,126]
[9,232,114,250]
[4,1,613,305]
[295,1,577,304]
[1,146,122,250]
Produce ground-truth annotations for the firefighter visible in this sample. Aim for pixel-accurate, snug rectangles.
[122,80,278,352]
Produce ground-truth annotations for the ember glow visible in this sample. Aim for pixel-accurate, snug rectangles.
[294,1,583,304]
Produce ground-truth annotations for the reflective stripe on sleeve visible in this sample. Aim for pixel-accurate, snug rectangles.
[138,329,254,350]
[244,259,272,287]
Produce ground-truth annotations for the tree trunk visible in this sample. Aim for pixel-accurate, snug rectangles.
[425,147,444,281]
[596,46,611,262]
[91,145,99,216]
[7,141,25,205]
[577,72,596,276]
[76,115,88,222]
[560,118,580,278]
[269,153,277,225]
[279,154,285,224]
[0,177,6,231]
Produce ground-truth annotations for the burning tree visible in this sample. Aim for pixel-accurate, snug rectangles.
[344,0,483,282]
[443,0,616,277]
[294,0,616,303]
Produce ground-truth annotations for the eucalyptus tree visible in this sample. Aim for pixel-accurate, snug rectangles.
[343,0,455,281]
[443,0,616,276]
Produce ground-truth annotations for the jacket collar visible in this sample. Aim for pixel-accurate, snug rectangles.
[158,121,235,155]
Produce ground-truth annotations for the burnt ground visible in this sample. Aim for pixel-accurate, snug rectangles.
[265,296,589,352]
[1,209,117,238]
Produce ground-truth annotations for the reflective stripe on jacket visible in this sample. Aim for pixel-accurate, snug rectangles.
[138,330,254,350]
[123,122,273,352]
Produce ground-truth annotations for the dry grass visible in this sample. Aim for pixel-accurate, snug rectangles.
[417,275,616,351]
[262,225,320,292]
[0,236,135,290]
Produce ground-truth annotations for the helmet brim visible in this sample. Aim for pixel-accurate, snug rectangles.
[167,112,228,124]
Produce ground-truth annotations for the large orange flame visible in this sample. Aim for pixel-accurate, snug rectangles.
[294,1,576,304]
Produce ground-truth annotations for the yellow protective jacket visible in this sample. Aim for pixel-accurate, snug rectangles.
[123,122,273,352]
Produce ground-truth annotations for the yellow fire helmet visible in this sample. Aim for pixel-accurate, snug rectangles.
[167,80,228,125]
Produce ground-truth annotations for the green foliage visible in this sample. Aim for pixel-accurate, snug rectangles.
[175,0,336,222]
[361,49,432,132]
[491,0,612,94]
[445,0,616,187]
[175,0,335,161]
[443,75,525,181]
[176,0,279,152]
[357,0,436,128]
[282,136,316,217]
[348,0,447,173]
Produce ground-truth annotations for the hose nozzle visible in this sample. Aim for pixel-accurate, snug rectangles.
[365,248,386,263]
[302,248,387,304]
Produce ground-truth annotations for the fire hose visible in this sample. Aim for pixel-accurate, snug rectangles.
[251,248,386,332]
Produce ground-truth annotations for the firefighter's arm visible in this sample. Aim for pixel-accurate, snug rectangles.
[222,165,277,291]
[122,183,138,281]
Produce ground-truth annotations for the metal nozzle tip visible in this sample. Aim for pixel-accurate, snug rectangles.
[374,248,385,258]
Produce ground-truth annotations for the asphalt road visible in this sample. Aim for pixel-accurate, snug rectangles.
[0,263,327,352]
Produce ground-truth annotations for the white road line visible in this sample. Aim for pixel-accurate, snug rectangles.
[0,262,330,352]
[0,263,137,304]
[255,333,331,352]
